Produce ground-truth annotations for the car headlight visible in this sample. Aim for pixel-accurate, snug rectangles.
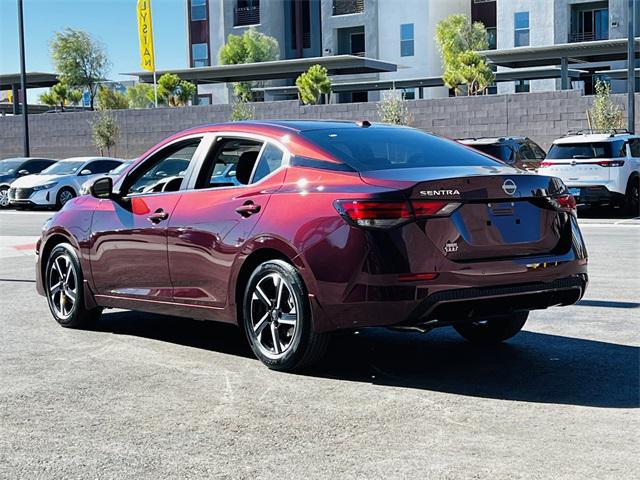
[32,181,58,191]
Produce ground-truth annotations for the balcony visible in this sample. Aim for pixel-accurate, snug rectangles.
[332,0,364,16]
[569,31,608,43]
[234,5,260,26]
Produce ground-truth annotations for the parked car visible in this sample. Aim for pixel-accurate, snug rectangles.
[0,157,57,208]
[79,160,135,195]
[540,130,640,212]
[36,121,588,372]
[8,157,123,209]
[458,136,546,171]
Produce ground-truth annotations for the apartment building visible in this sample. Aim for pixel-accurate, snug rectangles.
[494,0,639,94]
[185,0,469,104]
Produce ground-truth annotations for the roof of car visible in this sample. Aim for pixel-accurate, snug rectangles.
[60,156,121,162]
[553,133,640,144]
[458,137,528,145]
[0,157,55,162]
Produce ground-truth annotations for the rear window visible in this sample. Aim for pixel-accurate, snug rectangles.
[547,141,625,159]
[302,127,502,171]
[470,144,514,162]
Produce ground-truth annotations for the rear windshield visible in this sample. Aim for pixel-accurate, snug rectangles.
[547,141,625,159]
[469,144,514,162]
[302,128,502,171]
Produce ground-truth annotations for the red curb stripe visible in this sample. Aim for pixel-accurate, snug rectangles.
[13,244,36,251]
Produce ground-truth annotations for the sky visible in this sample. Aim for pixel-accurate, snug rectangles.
[1,0,188,88]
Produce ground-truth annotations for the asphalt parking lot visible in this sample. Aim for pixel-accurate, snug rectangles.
[0,210,638,479]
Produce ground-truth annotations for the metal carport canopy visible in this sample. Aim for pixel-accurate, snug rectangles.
[478,38,640,68]
[252,67,586,95]
[594,68,640,79]
[0,72,58,90]
[123,55,397,84]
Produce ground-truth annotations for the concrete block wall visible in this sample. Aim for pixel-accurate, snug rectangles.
[1,90,639,159]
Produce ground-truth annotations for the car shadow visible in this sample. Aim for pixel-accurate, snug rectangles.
[578,204,637,219]
[92,310,638,409]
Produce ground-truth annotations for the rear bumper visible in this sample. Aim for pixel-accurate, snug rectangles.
[567,185,624,205]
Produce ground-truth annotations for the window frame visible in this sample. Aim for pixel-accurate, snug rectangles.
[191,42,209,67]
[400,23,414,57]
[190,0,208,21]
[184,132,291,192]
[514,11,530,47]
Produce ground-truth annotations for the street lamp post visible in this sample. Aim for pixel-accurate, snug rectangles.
[17,0,30,156]
[628,0,636,134]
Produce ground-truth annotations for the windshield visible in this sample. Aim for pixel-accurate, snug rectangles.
[0,160,23,175]
[41,161,85,175]
[547,141,625,159]
[469,144,514,162]
[303,128,502,171]
[109,162,132,175]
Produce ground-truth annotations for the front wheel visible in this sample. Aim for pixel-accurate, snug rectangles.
[242,260,329,372]
[454,312,528,344]
[0,186,9,208]
[56,188,76,209]
[45,243,102,328]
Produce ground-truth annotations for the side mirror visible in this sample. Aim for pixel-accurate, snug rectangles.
[17,169,29,176]
[90,177,113,199]
[79,169,93,176]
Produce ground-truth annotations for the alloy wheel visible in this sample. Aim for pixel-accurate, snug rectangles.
[48,254,78,319]
[59,190,74,206]
[0,188,8,207]
[249,272,298,359]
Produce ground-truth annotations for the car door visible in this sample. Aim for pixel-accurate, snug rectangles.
[167,134,287,309]
[90,136,206,302]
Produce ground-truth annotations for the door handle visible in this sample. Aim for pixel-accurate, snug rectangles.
[147,208,169,224]
[235,201,261,217]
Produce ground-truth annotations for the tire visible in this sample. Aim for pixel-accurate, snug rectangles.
[45,243,102,328]
[624,176,639,216]
[242,259,329,372]
[454,311,528,344]
[0,186,9,209]
[56,187,76,209]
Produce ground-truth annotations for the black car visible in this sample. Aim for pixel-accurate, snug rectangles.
[458,137,546,171]
[0,157,57,208]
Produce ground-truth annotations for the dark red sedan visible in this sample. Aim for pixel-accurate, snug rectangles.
[36,121,588,371]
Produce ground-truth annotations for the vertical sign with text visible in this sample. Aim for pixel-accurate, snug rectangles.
[137,0,155,72]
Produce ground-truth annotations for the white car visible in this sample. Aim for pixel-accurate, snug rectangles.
[79,159,135,195]
[540,131,640,213]
[8,157,123,209]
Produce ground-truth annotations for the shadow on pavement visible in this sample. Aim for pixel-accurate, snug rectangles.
[93,310,639,409]
[578,204,637,219]
[576,299,640,309]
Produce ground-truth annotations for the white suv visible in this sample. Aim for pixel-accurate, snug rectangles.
[540,131,640,213]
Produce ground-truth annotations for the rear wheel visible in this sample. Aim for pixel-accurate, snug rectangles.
[45,243,102,328]
[242,260,329,372]
[454,312,528,344]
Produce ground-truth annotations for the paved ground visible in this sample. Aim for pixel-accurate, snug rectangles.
[0,210,638,479]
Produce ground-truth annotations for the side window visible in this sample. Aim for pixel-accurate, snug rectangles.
[196,137,263,189]
[628,139,640,158]
[252,143,285,183]
[613,140,626,158]
[23,161,43,173]
[518,143,536,160]
[530,143,546,159]
[87,160,122,175]
[125,139,202,195]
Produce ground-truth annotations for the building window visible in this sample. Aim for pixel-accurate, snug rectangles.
[570,6,608,42]
[333,0,364,16]
[350,32,365,56]
[192,43,209,67]
[473,0,495,3]
[486,27,497,50]
[514,12,529,47]
[196,94,212,106]
[191,0,207,21]
[515,80,530,93]
[235,0,260,26]
[402,88,415,100]
[400,24,414,57]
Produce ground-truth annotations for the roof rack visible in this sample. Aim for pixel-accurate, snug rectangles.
[565,128,631,137]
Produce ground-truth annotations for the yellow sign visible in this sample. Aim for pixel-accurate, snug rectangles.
[137,0,155,72]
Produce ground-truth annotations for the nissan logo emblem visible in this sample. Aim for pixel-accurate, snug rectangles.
[502,179,517,196]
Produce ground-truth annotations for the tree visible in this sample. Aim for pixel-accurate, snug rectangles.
[229,99,255,121]
[296,65,332,105]
[154,74,197,107]
[218,28,279,101]
[126,83,155,109]
[377,90,412,126]
[588,79,625,132]
[435,14,494,95]
[96,86,130,110]
[91,113,120,156]
[39,82,82,111]
[50,28,110,110]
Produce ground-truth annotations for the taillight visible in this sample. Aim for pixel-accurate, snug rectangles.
[555,194,577,216]
[334,199,460,228]
[539,161,554,167]
[596,160,625,167]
